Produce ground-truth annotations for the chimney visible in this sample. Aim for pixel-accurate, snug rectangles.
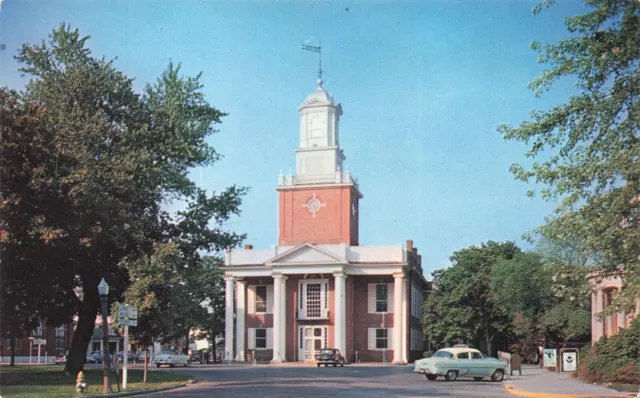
[244,244,253,250]
[406,239,413,252]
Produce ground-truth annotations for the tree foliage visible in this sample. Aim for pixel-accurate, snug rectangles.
[498,0,640,305]
[423,241,521,356]
[1,24,246,372]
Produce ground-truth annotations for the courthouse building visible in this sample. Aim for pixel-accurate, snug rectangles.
[222,79,431,364]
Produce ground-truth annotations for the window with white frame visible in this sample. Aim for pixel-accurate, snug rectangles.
[255,328,267,349]
[55,325,66,350]
[376,284,388,313]
[411,328,423,351]
[367,328,393,351]
[248,285,273,315]
[299,280,328,319]
[367,283,394,314]
[411,285,423,318]
[248,327,272,350]
[376,329,388,349]
[255,286,267,313]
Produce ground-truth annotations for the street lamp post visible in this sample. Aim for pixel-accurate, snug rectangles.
[98,278,112,394]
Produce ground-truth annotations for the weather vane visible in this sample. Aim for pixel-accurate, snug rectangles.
[301,43,323,82]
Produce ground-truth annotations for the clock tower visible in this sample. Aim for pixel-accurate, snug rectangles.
[276,79,362,246]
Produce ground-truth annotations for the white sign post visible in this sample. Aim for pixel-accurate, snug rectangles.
[118,305,138,390]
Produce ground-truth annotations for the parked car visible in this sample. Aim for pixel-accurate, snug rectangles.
[315,348,346,368]
[85,353,97,364]
[53,351,67,365]
[134,350,151,363]
[90,351,104,363]
[414,348,508,382]
[151,350,190,368]
[189,349,206,364]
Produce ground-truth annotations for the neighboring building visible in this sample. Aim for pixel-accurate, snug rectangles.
[587,272,639,343]
[86,316,123,356]
[1,320,73,362]
[222,79,431,364]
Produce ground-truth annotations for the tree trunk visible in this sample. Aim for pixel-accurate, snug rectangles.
[484,320,492,357]
[65,289,99,374]
[9,337,15,367]
[143,349,147,383]
[184,328,190,355]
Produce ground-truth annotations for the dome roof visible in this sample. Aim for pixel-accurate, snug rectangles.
[301,79,335,106]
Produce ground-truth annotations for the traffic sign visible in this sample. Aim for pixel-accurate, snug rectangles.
[118,305,138,320]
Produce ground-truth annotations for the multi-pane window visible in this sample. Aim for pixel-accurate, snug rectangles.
[376,284,388,313]
[55,325,66,350]
[376,329,388,349]
[306,283,322,318]
[255,286,267,313]
[255,329,267,349]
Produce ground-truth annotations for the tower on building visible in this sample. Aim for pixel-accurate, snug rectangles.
[276,79,363,246]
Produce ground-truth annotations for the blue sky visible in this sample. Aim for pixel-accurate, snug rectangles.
[0,0,586,277]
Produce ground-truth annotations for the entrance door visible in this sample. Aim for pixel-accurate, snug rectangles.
[298,326,326,362]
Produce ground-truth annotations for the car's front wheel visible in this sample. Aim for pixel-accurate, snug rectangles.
[491,369,505,382]
[444,370,458,381]
[425,374,437,381]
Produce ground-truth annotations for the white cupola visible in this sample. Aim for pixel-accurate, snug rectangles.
[295,79,345,179]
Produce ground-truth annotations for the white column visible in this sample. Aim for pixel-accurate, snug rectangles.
[596,289,604,340]
[271,274,283,363]
[401,277,408,363]
[235,279,246,361]
[224,276,235,362]
[333,272,347,356]
[280,276,288,361]
[392,272,404,364]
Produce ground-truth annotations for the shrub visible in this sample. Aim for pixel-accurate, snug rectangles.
[577,318,640,384]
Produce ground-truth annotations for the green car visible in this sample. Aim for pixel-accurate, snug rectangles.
[414,347,508,382]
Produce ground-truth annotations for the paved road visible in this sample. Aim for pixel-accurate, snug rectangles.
[148,365,513,398]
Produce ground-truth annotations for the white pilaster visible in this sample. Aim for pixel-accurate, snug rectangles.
[280,276,288,361]
[224,276,235,362]
[392,272,404,364]
[235,279,246,361]
[595,289,604,341]
[271,274,284,363]
[333,272,347,356]
[617,311,626,330]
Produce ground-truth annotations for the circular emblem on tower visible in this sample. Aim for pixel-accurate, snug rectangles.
[302,192,326,218]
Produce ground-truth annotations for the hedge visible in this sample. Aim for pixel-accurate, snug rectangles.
[577,317,640,384]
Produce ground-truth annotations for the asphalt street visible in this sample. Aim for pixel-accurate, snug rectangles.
[146,365,514,398]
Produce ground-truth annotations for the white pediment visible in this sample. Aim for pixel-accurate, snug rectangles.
[266,243,346,265]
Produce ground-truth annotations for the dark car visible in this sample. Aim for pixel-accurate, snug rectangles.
[316,348,346,367]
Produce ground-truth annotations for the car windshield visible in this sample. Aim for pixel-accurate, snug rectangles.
[319,349,334,354]
[159,350,173,355]
[432,350,454,358]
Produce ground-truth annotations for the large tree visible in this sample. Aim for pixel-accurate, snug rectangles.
[423,241,521,356]
[491,251,591,353]
[3,25,245,373]
[498,0,640,308]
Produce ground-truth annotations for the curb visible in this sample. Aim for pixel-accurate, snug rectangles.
[79,381,194,398]
[503,383,631,398]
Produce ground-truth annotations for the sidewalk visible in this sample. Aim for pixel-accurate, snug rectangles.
[504,365,636,398]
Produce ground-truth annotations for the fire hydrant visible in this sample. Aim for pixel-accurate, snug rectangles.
[76,371,87,392]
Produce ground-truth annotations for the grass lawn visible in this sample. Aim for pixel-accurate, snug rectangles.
[0,365,193,398]
[608,383,640,393]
